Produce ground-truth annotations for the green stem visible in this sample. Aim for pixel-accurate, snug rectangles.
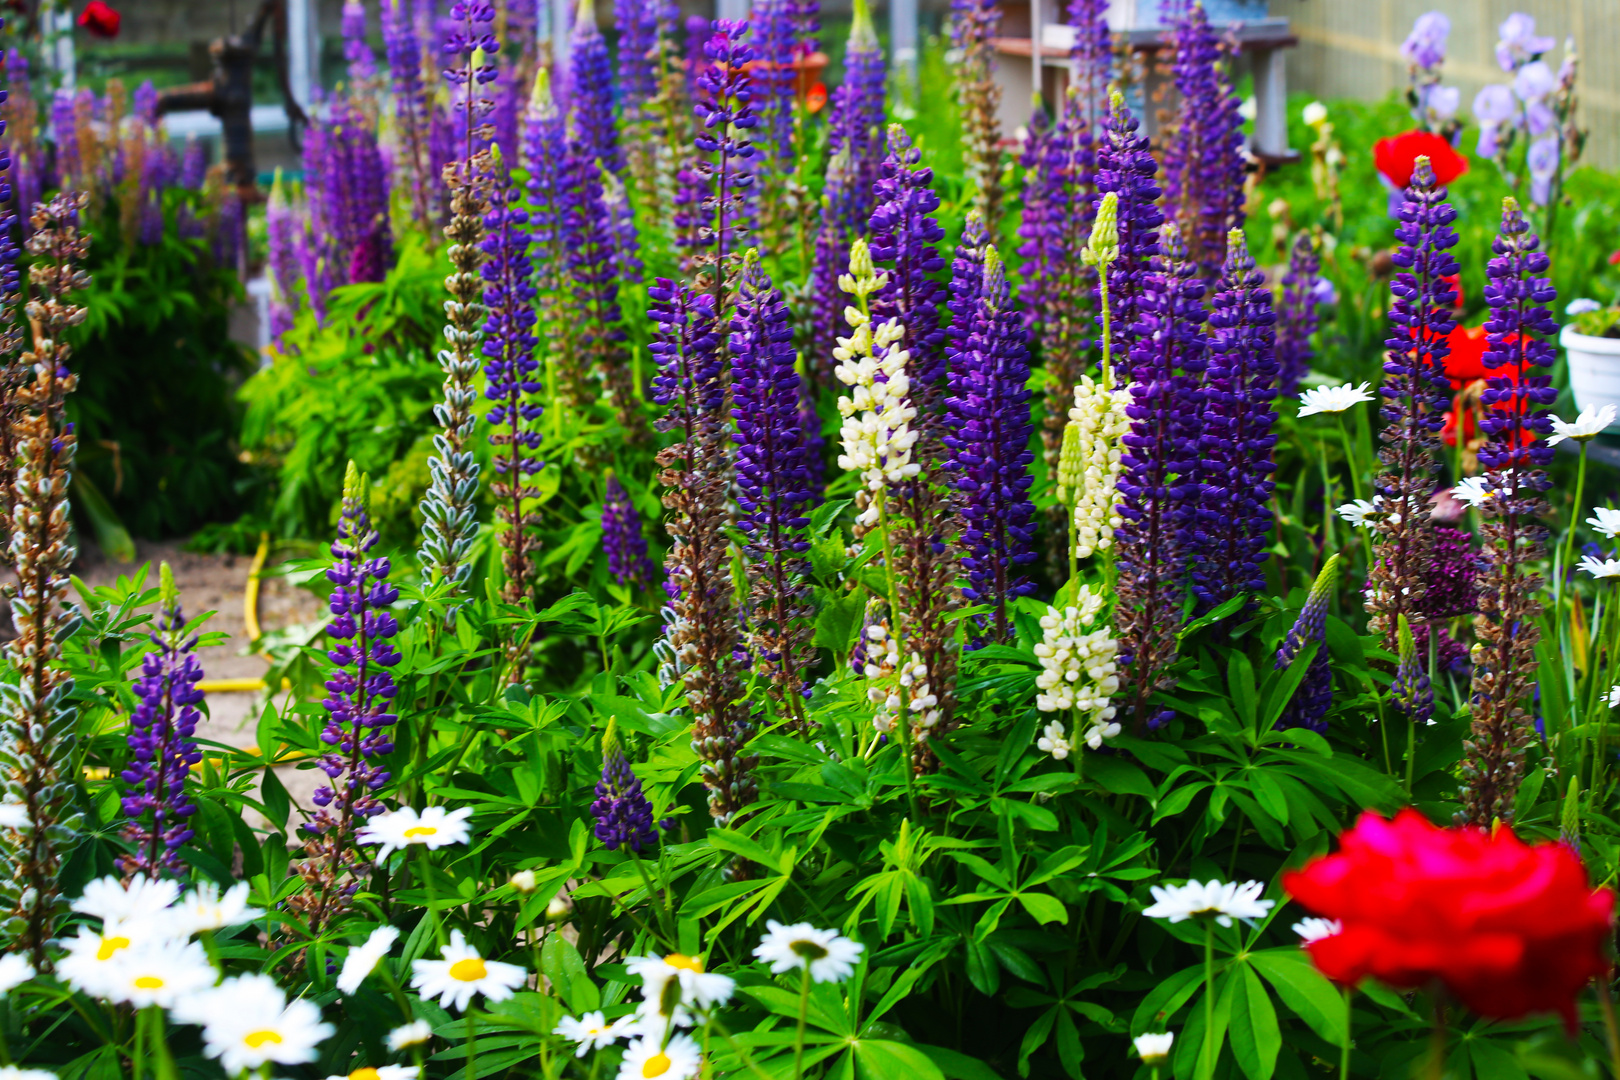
[1336,423,1362,504]
[793,965,812,1080]
[1202,920,1216,1080]
[876,489,920,820]
[131,1001,143,1080]
[418,845,447,947]
[1597,974,1620,1080]
[630,849,676,946]
[1558,443,1590,610]
[1098,272,1113,388]
[705,1015,780,1080]
[1427,999,1446,1080]
[147,1006,177,1080]
[466,1008,478,1080]
[1340,986,1352,1080]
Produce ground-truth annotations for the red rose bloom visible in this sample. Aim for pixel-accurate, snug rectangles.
[1283,809,1613,1028]
[78,0,120,37]
[1374,130,1469,189]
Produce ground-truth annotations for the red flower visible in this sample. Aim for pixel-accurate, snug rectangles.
[1283,809,1613,1028]
[805,81,827,115]
[1609,250,1620,267]
[1374,130,1469,190]
[78,0,120,37]
[1443,324,1491,384]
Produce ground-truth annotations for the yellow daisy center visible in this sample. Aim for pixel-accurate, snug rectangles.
[97,936,130,961]
[404,826,438,839]
[351,1069,382,1080]
[133,975,165,990]
[244,1030,284,1048]
[643,1052,673,1078]
[449,957,488,982]
[664,953,704,973]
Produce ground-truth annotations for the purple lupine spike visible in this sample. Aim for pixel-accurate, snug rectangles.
[118,565,204,879]
[691,19,759,314]
[788,0,818,58]
[869,123,947,421]
[1192,230,1278,611]
[50,90,78,191]
[603,472,656,589]
[295,217,331,326]
[569,0,621,172]
[266,174,299,340]
[750,0,796,169]
[826,0,884,236]
[179,139,207,190]
[730,252,816,710]
[1016,104,1061,335]
[522,70,591,416]
[1392,619,1433,729]
[444,0,501,164]
[599,167,644,283]
[132,80,159,126]
[383,0,435,229]
[136,150,164,245]
[945,245,1036,646]
[488,62,523,160]
[1274,555,1339,735]
[1162,0,1246,280]
[1275,232,1323,397]
[1366,156,1457,647]
[684,15,710,94]
[616,0,660,114]
[1422,526,1480,618]
[213,186,244,273]
[481,149,544,602]
[1414,623,1470,676]
[1461,196,1557,826]
[947,210,989,370]
[313,101,393,286]
[565,142,642,436]
[807,189,847,382]
[1094,91,1164,377]
[1115,222,1205,730]
[591,722,663,852]
[1067,0,1111,132]
[343,0,378,83]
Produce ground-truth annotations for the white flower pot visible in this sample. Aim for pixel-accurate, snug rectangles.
[1562,324,1620,428]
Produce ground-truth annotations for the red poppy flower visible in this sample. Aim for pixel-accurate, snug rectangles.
[1374,130,1468,189]
[1443,324,1491,384]
[1609,250,1620,267]
[78,0,120,37]
[1284,809,1613,1028]
[805,81,827,115]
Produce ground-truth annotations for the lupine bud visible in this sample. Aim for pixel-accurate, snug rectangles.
[1276,554,1341,733]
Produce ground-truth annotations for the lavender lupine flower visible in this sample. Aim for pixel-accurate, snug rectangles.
[617,0,661,113]
[1274,554,1340,734]
[564,149,642,437]
[383,0,435,230]
[945,246,1036,645]
[1422,526,1480,619]
[731,252,816,715]
[569,0,621,172]
[213,185,244,273]
[828,0,885,233]
[1275,232,1323,396]
[590,720,662,852]
[947,211,989,372]
[950,0,1001,227]
[1366,156,1457,648]
[266,171,299,341]
[178,138,206,190]
[118,564,203,879]
[1094,91,1164,379]
[690,19,759,314]
[1401,12,1459,136]
[481,148,544,603]
[869,124,947,421]
[1115,222,1203,731]
[603,472,656,589]
[1391,616,1434,729]
[1192,230,1279,612]
[649,280,754,827]
[294,463,401,931]
[445,1,502,162]
[1066,0,1111,130]
[1162,0,1246,280]
[522,70,590,419]
[343,0,378,84]
[1461,196,1557,827]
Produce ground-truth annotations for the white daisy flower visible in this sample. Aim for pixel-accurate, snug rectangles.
[173,973,334,1077]
[1549,404,1618,445]
[1141,879,1274,927]
[1452,476,1510,509]
[325,1067,419,1080]
[1134,1032,1174,1065]
[1587,507,1620,539]
[0,953,34,996]
[72,875,180,927]
[171,881,264,938]
[1607,685,1620,709]
[1334,498,1380,527]
[554,1010,636,1057]
[1291,917,1343,944]
[101,942,217,1009]
[625,953,734,1011]
[357,805,474,859]
[1580,554,1620,579]
[337,925,400,995]
[409,930,526,1012]
[57,922,169,999]
[0,802,29,830]
[0,1068,58,1080]
[752,921,864,984]
[386,1020,434,1052]
[616,1032,703,1080]
[1297,381,1374,417]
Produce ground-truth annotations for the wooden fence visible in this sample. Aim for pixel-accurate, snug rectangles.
[1283,0,1620,172]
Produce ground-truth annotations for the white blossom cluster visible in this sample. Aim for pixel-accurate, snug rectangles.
[862,622,942,735]
[1066,377,1131,558]
[1032,587,1121,758]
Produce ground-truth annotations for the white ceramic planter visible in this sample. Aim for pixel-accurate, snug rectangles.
[1562,324,1620,426]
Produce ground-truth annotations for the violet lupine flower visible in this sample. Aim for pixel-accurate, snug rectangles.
[730,252,817,708]
[1067,0,1111,130]
[383,0,435,229]
[691,20,759,312]
[1114,222,1203,731]
[118,564,204,879]
[318,102,393,285]
[869,124,947,419]
[945,246,1036,645]
[1401,12,1450,70]
[50,90,78,190]
[266,171,299,340]
[827,0,885,235]
[481,151,544,602]
[617,0,661,114]
[599,169,644,284]
[1274,554,1340,734]
[214,186,244,272]
[132,80,159,127]
[808,187,849,381]
[947,211,989,373]
[1462,196,1557,827]
[569,0,621,172]
[179,138,206,190]
[788,0,819,58]
[1016,105,1063,334]
[444,0,501,163]
[1392,617,1434,729]
[1421,526,1479,619]
[1192,230,1279,612]
[343,0,378,83]
[1366,156,1457,648]
[750,0,796,169]
[522,71,589,414]
[1275,232,1323,397]
[603,472,656,589]
[591,721,663,852]
[1162,0,1246,280]
[565,147,640,436]
[295,218,331,326]
[1093,91,1164,377]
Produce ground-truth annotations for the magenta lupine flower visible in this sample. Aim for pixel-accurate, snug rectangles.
[691,20,759,311]
[569,0,621,172]
[1192,231,1279,611]
[1162,0,1246,280]
[118,568,204,879]
[343,0,378,83]
[945,247,1036,645]
[603,473,656,589]
[869,125,947,413]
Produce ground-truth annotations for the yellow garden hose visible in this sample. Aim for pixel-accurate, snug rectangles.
[196,533,276,695]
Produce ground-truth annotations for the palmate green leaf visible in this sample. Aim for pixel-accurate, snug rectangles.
[914,1042,1005,1080]
[1015,891,1068,925]
[1247,948,1346,1045]
[1229,964,1282,1080]
[854,1038,948,1080]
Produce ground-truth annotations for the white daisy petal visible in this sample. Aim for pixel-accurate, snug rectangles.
[1141,879,1275,928]
[409,930,526,1012]
[1134,1032,1174,1065]
[337,925,401,996]
[616,1032,703,1080]
[1297,381,1375,417]
[752,921,864,984]
[357,806,474,860]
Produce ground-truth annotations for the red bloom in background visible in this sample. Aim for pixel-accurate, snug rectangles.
[78,0,120,37]
[1609,250,1620,267]
[1283,809,1613,1027]
[1374,130,1469,189]
[805,82,827,115]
